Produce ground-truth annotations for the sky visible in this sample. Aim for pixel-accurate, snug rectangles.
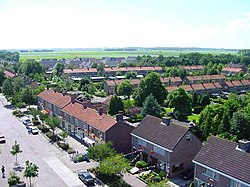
[0,0,250,49]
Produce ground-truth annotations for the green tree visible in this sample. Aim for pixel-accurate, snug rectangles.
[218,109,231,133]
[10,141,22,165]
[0,68,5,87]
[55,63,65,77]
[87,142,116,161]
[19,59,45,78]
[117,80,133,98]
[108,96,124,115]
[78,77,91,92]
[97,154,129,176]
[141,94,161,117]
[230,110,250,140]
[125,71,138,79]
[20,87,35,107]
[135,72,167,106]
[168,87,192,121]
[45,116,61,138]
[24,160,39,187]
[60,130,68,142]
[2,78,14,98]
[149,180,169,187]
[13,77,25,93]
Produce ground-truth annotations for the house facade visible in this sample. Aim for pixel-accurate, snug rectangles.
[131,115,202,178]
[193,136,250,187]
[63,68,98,77]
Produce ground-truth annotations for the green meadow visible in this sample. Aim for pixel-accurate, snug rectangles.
[19,50,237,61]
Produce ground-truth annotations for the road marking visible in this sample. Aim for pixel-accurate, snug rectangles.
[44,156,83,187]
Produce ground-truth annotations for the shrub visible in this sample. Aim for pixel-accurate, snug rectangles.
[135,160,148,168]
[77,154,85,162]
[158,170,166,178]
[8,171,20,186]
[41,126,50,133]
[12,110,23,117]
[15,102,27,109]
[45,131,58,141]
[67,147,76,154]
[57,141,69,151]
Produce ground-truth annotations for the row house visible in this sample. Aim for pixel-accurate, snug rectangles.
[63,68,98,77]
[62,102,134,153]
[103,66,163,76]
[38,59,58,69]
[104,77,182,94]
[222,63,247,75]
[193,136,250,187]
[183,65,205,72]
[221,80,247,92]
[4,69,16,78]
[103,57,126,67]
[131,115,202,178]
[202,82,223,94]
[184,74,226,84]
[38,89,134,153]
[38,89,72,116]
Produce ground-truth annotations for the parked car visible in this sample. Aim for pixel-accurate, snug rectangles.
[28,126,39,135]
[22,116,32,125]
[180,169,194,180]
[78,172,95,185]
[0,135,6,143]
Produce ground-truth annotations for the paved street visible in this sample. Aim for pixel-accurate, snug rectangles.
[0,94,92,187]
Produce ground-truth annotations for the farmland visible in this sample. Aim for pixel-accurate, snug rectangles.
[19,49,238,61]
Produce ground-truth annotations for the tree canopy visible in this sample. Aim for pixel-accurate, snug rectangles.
[141,94,161,117]
[117,80,133,98]
[19,60,45,78]
[108,96,124,115]
[24,160,39,187]
[87,142,116,161]
[134,72,167,106]
[167,87,192,121]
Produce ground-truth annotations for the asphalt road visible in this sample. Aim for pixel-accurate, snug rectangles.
[0,94,87,187]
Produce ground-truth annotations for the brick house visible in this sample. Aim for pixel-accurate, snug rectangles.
[131,115,202,178]
[222,63,247,75]
[193,136,250,187]
[103,66,163,76]
[183,66,205,72]
[63,68,98,77]
[184,74,226,84]
[62,102,134,153]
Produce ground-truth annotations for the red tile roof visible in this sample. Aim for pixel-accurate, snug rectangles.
[4,70,16,78]
[166,86,178,92]
[224,81,234,87]
[183,66,205,70]
[38,90,71,108]
[191,84,205,90]
[231,80,243,87]
[104,66,162,72]
[222,67,242,73]
[181,84,194,91]
[213,82,222,88]
[241,79,250,86]
[63,102,117,132]
[186,74,225,82]
[202,83,216,89]
[63,68,97,74]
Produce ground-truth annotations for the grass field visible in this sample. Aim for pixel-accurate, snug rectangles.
[19,50,237,61]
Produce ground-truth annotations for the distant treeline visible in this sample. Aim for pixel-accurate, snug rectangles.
[127,52,250,67]
[105,48,137,51]
[0,51,19,62]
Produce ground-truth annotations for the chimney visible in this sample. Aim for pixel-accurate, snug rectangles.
[46,85,49,90]
[62,90,67,96]
[83,100,91,108]
[54,88,57,93]
[70,94,77,104]
[98,107,104,115]
[237,140,250,152]
[161,117,171,126]
[116,111,123,121]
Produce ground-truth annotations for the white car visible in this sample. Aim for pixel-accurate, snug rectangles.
[22,116,32,125]
[28,126,39,135]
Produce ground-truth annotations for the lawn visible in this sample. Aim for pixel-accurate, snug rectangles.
[19,50,237,61]
[188,113,200,122]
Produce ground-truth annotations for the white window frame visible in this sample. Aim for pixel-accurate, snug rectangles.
[137,138,147,147]
[204,168,220,181]
[153,145,165,156]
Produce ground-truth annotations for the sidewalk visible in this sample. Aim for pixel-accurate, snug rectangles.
[123,173,148,187]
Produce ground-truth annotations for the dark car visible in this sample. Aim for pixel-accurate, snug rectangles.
[0,135,6,143]
[78,172,95,185]
[181,169,194,180]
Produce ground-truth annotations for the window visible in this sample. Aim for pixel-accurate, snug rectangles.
[204,168,220,180]
[137,138,147,147]
[153,145,165,156]
[186,134,192,142]
[230,180,250,187]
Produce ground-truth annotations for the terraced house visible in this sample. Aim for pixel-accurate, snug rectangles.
[193,136,250,187]
[38,89,134,153]
[131,115,202,178]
